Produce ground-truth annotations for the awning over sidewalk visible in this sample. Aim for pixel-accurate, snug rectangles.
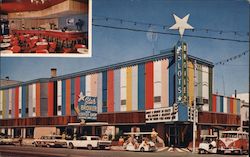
[67,122,109,126]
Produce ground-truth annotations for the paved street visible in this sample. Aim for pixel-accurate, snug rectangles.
[0,145,248,157]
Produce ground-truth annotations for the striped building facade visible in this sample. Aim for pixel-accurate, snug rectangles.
[0,48,241,147]
[0,58,218,119]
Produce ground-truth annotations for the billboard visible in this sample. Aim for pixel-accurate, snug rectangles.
[76,92,97,121]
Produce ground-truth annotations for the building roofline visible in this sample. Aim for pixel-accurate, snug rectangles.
[0,50,214,90]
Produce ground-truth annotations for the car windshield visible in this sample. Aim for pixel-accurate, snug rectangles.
[221,133,237,138]
[91,137,100,140]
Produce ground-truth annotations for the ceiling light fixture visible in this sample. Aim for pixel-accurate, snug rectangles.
[31,0,47,4]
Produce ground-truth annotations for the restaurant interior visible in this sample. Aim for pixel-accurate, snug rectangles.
[0,0,89,54]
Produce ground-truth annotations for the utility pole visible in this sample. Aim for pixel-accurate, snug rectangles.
[192,60,197,153]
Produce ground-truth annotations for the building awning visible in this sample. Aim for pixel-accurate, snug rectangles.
[68,122,108,126]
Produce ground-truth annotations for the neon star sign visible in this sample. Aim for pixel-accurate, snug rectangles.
[169,14,194,38]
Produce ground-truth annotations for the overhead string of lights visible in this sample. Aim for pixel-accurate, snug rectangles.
[214,50,249,65]
[92,16,249,42]
[93,15,249,37]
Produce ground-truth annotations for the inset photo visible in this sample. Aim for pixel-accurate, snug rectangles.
[0,0,92,57]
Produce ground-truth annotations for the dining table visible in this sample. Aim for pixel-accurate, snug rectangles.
[0,43,11,48]
[0,50,13,54]
[3,39,11,42]
[77,48,88,54]
[36,42,48,46]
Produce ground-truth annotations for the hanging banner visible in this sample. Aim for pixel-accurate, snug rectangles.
[175,41,188,104]
[75,92,97,120]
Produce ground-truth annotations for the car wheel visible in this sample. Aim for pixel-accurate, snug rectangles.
[87,145,93,150]
[69,143,74,149]
[140,147,145,152]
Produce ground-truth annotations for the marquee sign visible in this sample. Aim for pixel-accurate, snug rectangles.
[175,41,188,104]
[75,92,97,121]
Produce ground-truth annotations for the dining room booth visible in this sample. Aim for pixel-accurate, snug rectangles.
[0,0,89,54]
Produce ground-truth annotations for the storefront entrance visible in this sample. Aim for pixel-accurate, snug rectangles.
[169,126,180,146]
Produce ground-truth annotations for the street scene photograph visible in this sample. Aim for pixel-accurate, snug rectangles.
[0,0,249,157]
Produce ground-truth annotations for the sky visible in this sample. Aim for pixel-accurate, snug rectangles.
[0,0,249,97]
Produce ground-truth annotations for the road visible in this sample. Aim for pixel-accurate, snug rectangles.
[0,145,248,157]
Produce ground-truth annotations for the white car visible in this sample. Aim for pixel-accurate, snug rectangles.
[124,140,156,152]
[66,136,111,150]
[198,135,217,154]
[0,136,14,145]
[33,135,67,148]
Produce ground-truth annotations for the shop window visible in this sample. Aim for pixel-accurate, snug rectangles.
[121,100,126,105]
[58,106,62,111]
[154,96,161,103]
[26,128,34,138]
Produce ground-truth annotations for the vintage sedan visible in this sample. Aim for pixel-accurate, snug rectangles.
[33,135,67,148]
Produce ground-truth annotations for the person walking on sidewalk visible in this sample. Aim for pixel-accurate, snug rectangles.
[18,136,23,146]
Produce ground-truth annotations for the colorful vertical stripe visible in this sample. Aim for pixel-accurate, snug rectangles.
[132,66,138,111]
[74,77,80,108]
[114,69,121,112]
[36,83,40,117]
[62,80,66,115]
[126,67,132,111]
[57,81,62,116]
[71,79,75,115]
[65,79,71,116]
[161,59,169,107]
[138,64,145,110]
[153,61,161,109]
[145,62,154,110]
[97,73,103,113]
[107,70,114,112]
[48,82,54,116]
[120,68,126,111]
[91,74,98,96]
[102,71,107,112]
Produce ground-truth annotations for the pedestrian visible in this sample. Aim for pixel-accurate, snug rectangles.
[18,136,23,146]
[166,132,169,146]
[151,128,158,143]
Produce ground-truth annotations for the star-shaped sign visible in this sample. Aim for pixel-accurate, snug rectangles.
[78,92,85,102]
[169,14,194,38]
[178,96,182,102]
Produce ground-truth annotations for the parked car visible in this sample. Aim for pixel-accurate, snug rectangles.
[66,136,111,150]
[198,135,217,154]
[0,136,14,145]
[33,135,67,148]
[123,132,157,152]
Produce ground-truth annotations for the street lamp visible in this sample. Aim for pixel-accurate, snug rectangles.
[192,60,197,153]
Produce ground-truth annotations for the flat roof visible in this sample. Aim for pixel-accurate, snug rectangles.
[0,50,214,90]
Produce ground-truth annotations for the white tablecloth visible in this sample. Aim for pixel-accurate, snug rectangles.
[36,42,48,46]
[0,43,11,48]
[0,50,13,54]
[77,48,88,54]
